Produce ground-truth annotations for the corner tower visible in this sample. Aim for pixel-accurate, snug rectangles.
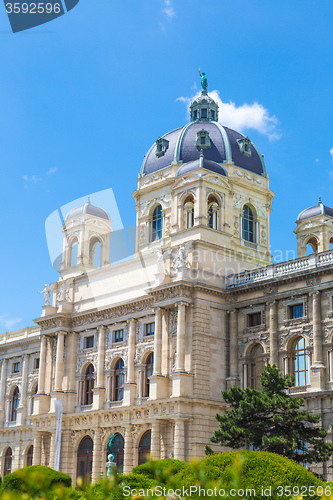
[60,198,112,279]
[133,75,274,283]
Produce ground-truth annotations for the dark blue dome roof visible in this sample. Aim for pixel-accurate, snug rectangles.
[141,121,266,177]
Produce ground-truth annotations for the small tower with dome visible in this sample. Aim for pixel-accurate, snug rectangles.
[295,197,333,256]
[60,197,112,278]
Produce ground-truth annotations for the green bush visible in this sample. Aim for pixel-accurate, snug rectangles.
[175,451,325,500]
[88,473,156,500]
[133,459,189,481]
[2,465,72,493]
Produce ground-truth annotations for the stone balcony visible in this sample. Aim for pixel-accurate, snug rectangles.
[226,249,333,288]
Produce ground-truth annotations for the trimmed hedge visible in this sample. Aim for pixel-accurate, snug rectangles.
[2,465,72,492]
[175,451,324,500]
[89,473,156,500]
[133,459,189,481]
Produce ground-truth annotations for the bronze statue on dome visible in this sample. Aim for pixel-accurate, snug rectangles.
[199,69,208,91]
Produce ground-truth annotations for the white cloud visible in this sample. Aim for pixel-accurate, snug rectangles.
[48,167,58,175]
[162,0,175,18]
[0,315,22,331]
[330,148,333,162]
[177,89,280,140]
[23,175,37,183]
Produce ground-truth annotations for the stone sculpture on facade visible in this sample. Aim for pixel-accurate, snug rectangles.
[38,284,51,305]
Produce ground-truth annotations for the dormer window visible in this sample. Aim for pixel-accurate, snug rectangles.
[196,129,211,150]
[155,137,169,157]
[237,137,252,157]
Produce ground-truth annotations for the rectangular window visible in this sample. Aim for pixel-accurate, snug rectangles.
[85,336,94,349]
[13,362,20,373]
[34,358,40,370]
[200,136,206,145]
[114,329,123,343]
[247,312,262,327]
[289,304,303,319]
[211,110,215,120]
[201,108,207,118]
[145,323,155,336]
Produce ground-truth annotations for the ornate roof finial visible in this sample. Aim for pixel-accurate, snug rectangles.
[198,68,208,93]
[87,196,91,205]
[318,196,322,205]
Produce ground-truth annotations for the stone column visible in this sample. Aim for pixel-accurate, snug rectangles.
[329,350,333,381]
[174,419,186,461]
[161,309,169,376]
[49,432,56,469]
[54,332,65,392]
[20,354,30,409]
[0,359,8,411]
[310,291,325,390]
[176,303,186,372]
[68,333,78,392]
[123,425,133,474]
[312,292,323,364]
[269,301,279,366]
[154,308,163,375]
[32,432,42,465]
[127,319,136,383]
[96,326,106,388]
[151,420,161,460]
[227,309,239,387]
[92,430,102,482]
[38,336,47,394]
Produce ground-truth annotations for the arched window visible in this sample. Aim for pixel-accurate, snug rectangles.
[330,237,333,250]
[292,337,309,387]
[83,364,94,406]
[145,353,154,398]
[93,242,101,267]
[152,205,163,241]
[138,431,151,465]
[70,240,78,267]
[114,359,125,401]
[11,386,19,422]
[107,433,124,471]
[305,237,318,255]
[27,445,33,467]
[242,205,255,243]
[77,436,93,481]
[184,195,194,229]
[89,237,102,267]
[4,447,12,476]
[207,195,219,230]
[248,344,264,389]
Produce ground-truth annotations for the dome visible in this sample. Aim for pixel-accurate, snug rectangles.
[297,197,333,221]
[65,197,110,221]
[141,93,266,178]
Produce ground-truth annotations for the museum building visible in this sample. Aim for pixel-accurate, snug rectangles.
[1,86,333,480]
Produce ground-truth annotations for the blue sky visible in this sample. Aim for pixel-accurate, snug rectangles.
[1,0,333,331]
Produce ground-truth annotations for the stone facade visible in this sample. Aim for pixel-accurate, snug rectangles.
[1,88,333,480]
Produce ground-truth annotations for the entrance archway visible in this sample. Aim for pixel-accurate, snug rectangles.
[77,436,93,481]
[138,430,151,465]
[107,433,124,471]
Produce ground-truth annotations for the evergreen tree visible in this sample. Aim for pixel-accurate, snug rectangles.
[206,364,333,464]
